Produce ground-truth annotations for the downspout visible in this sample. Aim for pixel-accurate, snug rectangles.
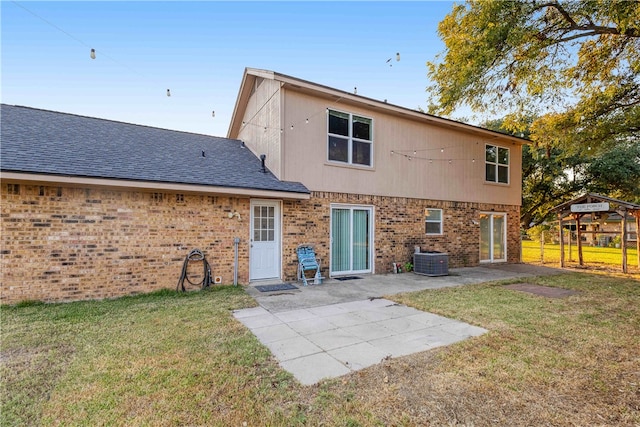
[234,237,240,286]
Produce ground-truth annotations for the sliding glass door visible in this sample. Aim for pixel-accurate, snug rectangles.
[331,205,373,275]
[480,212,507,263]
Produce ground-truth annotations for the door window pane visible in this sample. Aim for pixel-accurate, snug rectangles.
[480,214,491,261]
[331,209,351,272]
[253,204,275,242]
[352,209,370,271]
[493,214,505,260]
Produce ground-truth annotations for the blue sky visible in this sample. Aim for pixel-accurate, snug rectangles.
[2,1,456,137]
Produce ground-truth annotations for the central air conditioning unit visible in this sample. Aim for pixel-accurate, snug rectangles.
[413,251,449,276]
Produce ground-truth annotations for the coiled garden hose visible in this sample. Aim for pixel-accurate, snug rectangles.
[176,249,213,291]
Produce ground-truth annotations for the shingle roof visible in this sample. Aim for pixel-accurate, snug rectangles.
[1,104,309,195]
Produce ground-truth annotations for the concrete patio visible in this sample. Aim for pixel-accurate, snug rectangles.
[233,263,562,385]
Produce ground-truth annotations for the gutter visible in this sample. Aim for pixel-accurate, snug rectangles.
[0,171,311,200]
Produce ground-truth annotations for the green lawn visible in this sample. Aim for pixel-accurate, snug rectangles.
[522,239,639,270]
[2,274,639,426]
[1,288,289,426]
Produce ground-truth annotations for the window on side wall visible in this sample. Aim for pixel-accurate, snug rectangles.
[328,109,372,167]
[485,144,509,184]
[425,208,443,235]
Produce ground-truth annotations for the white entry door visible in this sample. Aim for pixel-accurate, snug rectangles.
[479,212,507,263]
[250,200,281,280]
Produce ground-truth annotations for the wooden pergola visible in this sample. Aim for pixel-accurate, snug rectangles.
[552,193,640,273]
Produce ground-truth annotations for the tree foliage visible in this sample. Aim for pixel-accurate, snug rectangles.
[427,0,639,154]
[586,142,640,199]
[428,1,639,227]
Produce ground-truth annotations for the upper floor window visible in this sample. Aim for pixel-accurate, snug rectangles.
[328,109,373,167]
[425,208,443,235]
[485,144,509,184]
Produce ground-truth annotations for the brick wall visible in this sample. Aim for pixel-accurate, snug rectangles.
[1,183,250,304]
[281,191,521,281]
[2,184,521,304]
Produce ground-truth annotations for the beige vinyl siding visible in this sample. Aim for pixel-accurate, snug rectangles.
[281,90,522,206]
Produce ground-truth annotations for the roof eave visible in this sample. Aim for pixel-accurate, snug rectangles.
[0,171,310,200]
[552,192,640,213]
[270,69,529,145]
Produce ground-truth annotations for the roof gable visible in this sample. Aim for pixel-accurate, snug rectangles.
[1,104,308,195]
[552,192,640,215]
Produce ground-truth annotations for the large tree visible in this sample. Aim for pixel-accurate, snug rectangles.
[427,0,639,154]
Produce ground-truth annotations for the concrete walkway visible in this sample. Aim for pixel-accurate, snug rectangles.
[233,263,562,385]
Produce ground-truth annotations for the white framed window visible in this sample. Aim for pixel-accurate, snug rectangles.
[485,144,509,184]
[328,109,373,167]
[425,208,443,235]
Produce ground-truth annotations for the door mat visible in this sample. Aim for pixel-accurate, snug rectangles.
[334,276,363,281]
[254,283,299,292]
[503,283,578,298]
